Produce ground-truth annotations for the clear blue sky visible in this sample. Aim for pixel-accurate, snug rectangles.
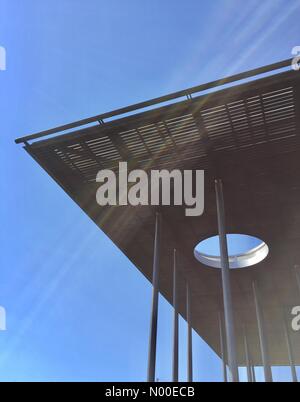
[0,0,299,382]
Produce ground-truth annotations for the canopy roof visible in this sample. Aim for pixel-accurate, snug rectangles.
[16,59,300,365]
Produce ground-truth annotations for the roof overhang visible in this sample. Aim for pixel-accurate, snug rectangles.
[16,59,300,366]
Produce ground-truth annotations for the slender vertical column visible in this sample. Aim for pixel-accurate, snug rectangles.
[283,312,298,382]
[147,213,161,382]
[215,179,239,382]
[187,282,193,382]
[219,312,228,382]
[172,249,179,382]
[252,281,273,382]
[251,365,256,382]
[244,327,252,382]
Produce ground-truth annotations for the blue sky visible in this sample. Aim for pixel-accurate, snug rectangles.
[0,0,299,382]
[196,234,262,256]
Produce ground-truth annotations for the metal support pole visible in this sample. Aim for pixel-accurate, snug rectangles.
[219,313,228,382]
[244,327,252,382]
[187,282,193,382]
[215,179,239,382]
[147,213,161,382]
[251,365,256,382]
[252,281,273,382]
[283,312,298,382]
[172,249,179,382]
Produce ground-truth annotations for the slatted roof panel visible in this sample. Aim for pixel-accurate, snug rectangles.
[16,62,300,366]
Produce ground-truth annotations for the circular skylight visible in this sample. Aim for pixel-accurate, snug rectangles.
[194,234,269,269]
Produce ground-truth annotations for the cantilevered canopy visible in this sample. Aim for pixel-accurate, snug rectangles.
[16,59,300,366]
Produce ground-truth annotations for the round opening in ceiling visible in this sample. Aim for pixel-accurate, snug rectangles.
[194,234,269,269]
